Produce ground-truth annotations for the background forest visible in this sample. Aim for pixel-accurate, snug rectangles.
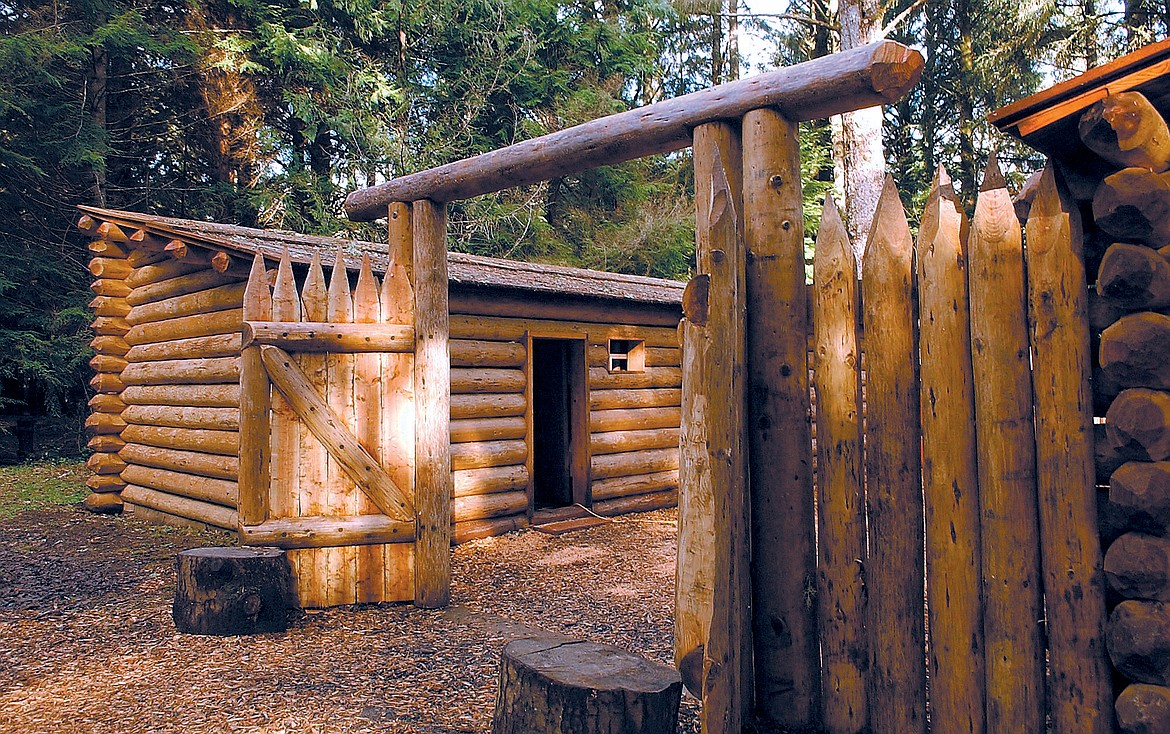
[0,0,1166,457]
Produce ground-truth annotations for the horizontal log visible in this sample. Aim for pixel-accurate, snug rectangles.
[450,392,526,420]
[88,435,126,452]
[85,412,126,435]
[593,488,678,516]
[122,405,239,431]
[89,257,132,280]
[450,416,526,443]
[453,464,528,498]
[589,367,682,390]
[89,372,126,394]
[120,424,238,456]
[453,489,528,522]
[450,368,526,394]
[452,291,682,328]
[121,484,237,530]
[1108,600,1170,686]
[450,315,678,347]
[591,469,679,501]
[591,447,679,479]
[91,278,132,298]
[1079,91,1170,172]
[90,334,130,356]
[87,473,126,493]
[1112,461,1170,534]
[89,354,128,373]
[126,258,212,289]
[451,439,527,471]
[590,406,681,433]
[453,515,530,544]
[83,492,123,514]
[122,463,238,506]
[1097,243,1170,310]
[589,345,681,368]
[1106,532,1170,602]
[121,384,240,407]
[125,308,242,346]
[127,248,172,269]
[1093,167,1170,245]
[1101,312,1170,390]
[241,515,415,549]
[345,40,923,218]
[88,393,127,414]
[450,339,527,368]
[126,282,246,326]
[127,270,246,307]
[89,295,131,318]
[88,238,127,257]
[120,442,238,481]
[120,356,240,386]
[590,388,681,411]
[1115,683,1170,734]
[590,427,680,456]
[91,317,130,337]
[242,321,415,353]
[86,452,127,476]
[124,332,242,363]
[96,221,129,242]
[1108,388,1170,461]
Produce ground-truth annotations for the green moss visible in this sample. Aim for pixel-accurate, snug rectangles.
[0,460,88,519]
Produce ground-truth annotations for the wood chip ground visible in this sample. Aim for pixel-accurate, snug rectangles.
[0,501,700,733]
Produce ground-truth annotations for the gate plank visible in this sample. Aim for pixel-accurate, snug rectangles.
[238,254,271,525]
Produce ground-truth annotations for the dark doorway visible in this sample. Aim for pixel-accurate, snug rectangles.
[530,338,587,510]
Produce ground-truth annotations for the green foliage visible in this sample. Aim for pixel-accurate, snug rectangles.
[0,460,88,518]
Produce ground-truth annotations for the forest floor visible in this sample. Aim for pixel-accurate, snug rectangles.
[0,462,700,733]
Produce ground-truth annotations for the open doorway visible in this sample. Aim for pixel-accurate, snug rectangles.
[529,337,588,511]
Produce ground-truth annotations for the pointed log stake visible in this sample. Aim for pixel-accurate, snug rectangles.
[354,253,384,603]
[413,199,453,609]
[268,249,300,522]
[238,254,272,526]
[1079,91,1170,173]
[812,197,868,734]
[1025,164,1113,734]
[861,176,925,734]
[916,166,985,734]
[969,155,1046,732]
[689,121,750,734]
[741,107,819,728]
[295,252,330,608]
[326,247,358,606]
[260,345,413,522]
[382,201,415,510]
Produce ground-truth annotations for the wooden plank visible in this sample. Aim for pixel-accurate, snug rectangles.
[237,254,271,526]
[354,253,384,603]
[326,247,358,606]
[742,107,818,727]
[344,41,923,218]
[915,167,984,734]
[861,176,925,734]
[241,515,415,549]
[968,157,1046,732]
[1025,164,1113,734]
[260,346,414,522]
[413,198,453,608]
[241,321,414,353]
[691,121,750,733]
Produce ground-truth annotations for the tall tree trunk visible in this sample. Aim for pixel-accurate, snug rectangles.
[834,0,884,258]
[710,0,723,85]
[728,0,739,81]
[956,0,978,206]
[86,46,108,206]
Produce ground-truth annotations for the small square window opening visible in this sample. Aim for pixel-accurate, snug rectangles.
[608,339,645,372]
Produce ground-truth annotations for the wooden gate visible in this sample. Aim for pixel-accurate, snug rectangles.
[233,204,452,608]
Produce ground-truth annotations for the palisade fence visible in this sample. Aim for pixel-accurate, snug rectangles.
[334,39,1112,732]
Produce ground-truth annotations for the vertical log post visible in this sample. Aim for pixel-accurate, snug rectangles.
[691,121,751,734]
[326,248,357,606]
[861,176,926,734]
[1025,164,1113,734]
[383,203,416,601]
[238,254,271,526]
[969,156,1046,732]
[741,107,819,727]
[354,253,384,603]
[916,167,986,732]
[413,199,453,609]
[268,250,301,587]
[812,197,869,734]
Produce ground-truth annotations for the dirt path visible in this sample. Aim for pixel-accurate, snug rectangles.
[0,503,700,733]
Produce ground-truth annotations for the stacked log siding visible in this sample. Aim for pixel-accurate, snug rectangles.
[81,207,683,541]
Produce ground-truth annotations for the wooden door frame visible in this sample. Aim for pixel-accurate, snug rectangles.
[525,330,590,518]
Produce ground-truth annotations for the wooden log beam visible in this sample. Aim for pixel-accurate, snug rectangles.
[87,452,127,475]
[1105,532,1170,602]
[238,257,272,528]
[1079,91,1170,172]
[87,473,126,493]
[125,282,246,326]
[120,442,239,481]
[121,384,239,407]
[120,356,240,386]
[453,464,527,498]
[260,345,414,523]
[1097,243,1170,310]
[450,393,526,420]
[591,447,679,480]
[91,278,132,298]
[84,492,123,514]
[122,405,239,431]
[452,489,526,522]
[591,469,678,501]
[589,388,681,411]
[121,424,238,456]
[450,316,679,347]
[242,321,415,353]
[90,354,128,373]
[1116,684,1170,734]
[89,257,132,280]
[122,463,238,506]
[1092,167,1170,245]
[124,308,242,346]
[453,515,529,544]
[88,393,126,414]
[85,412,126,435]
[240,515,416,549]
[344,41,923,219]
[589,407,680,433]
[90,372,126,394]
[450,416,525,443]
[449,339,526,368]
[121,484,237,530]
[126,269,246,307]
[89,296,130,318]
[1101,312,1170,390]
[450,367,525,394]
[590,427,680,456]
[593,488,677,516]
[450,439,526,471]
[90,335,130,356]
[91,317,130,337]
[588,367,682,390]
[126,258,215,289]
[88,435,126,452]
[124,333,241,363]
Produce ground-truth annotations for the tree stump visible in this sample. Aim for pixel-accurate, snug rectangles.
[492,635,682,734]
[173,547,295,635]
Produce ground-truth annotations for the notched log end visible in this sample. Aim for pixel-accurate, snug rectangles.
[683,274,710,327]
[870,41,926,100]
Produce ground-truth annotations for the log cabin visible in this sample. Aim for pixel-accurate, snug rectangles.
[79,205,683,605]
